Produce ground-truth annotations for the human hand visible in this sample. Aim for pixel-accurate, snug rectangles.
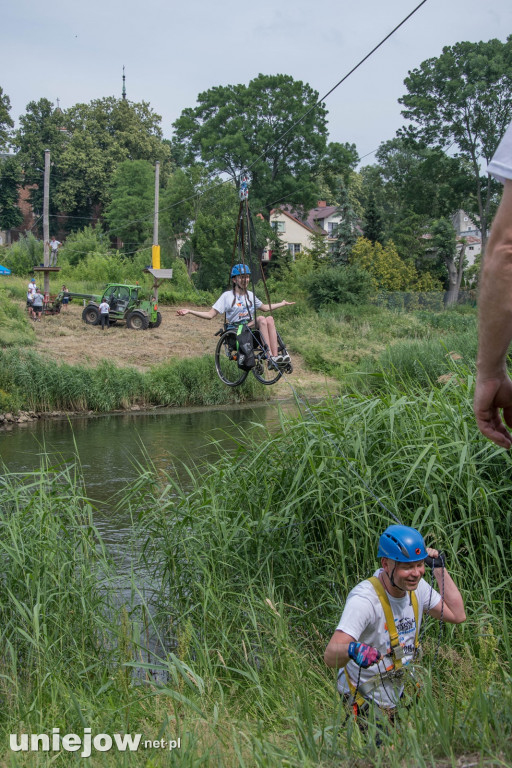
[176,309,189,316]
[347,642,381,668]
[282,301,295,306]
[474,374,512,449]
[425,549,445,569]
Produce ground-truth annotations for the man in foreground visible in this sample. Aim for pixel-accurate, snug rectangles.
[324,525,465,720]
[474,120,512,448]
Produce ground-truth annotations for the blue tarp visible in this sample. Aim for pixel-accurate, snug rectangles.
[0,264,11,275]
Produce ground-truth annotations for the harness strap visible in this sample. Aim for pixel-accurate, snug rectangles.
[344,577,420,708]
[368,576,419,669]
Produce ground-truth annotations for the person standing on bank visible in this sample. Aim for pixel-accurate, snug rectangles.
[31,288,44,321]
[474,119,512,448]
[99,298,110,331]
[48,236,62,267]
[176,264,295,365]
[27,278,36,319]
[324,525,465,719]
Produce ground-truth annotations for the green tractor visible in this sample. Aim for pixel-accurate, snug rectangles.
[55,283,162,330]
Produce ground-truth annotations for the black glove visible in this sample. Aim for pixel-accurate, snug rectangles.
[425,551,446,568]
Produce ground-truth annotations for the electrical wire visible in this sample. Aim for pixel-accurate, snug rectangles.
[27,0,429,246]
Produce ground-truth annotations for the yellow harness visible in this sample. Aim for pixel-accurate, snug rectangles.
[344,576,419,708]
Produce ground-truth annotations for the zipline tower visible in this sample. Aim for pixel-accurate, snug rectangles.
[33,149,60,301]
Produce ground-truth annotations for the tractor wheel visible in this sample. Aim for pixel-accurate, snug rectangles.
[148,311,162,329]
[82,305,100,325]
[126,311,150,330]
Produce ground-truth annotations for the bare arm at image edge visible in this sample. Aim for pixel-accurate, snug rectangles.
[474,180,512,448]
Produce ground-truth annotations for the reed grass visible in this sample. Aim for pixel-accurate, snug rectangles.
[2,361,511,765]
[135,367,512,766]
[0,349,267,413]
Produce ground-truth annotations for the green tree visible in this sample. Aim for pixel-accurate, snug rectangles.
[330,180,358,265]
[104,160,154,250]
[0,86,14,151]
[375,138,471,222]
[172,73,328,217]
[60,224,110,267]
[14,98,68,221]
[15,97,170,226]
[350,237,417,291]
[268,228,293,280]
[0,156,23,237]
[399,37,512,252]
[317,141,359,203]
[430,218,465,305]
[303,230,329,269]
[363,189,384,244]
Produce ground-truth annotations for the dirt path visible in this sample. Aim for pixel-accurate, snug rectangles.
[33,304,338,399]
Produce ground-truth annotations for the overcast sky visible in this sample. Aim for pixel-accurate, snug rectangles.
[2,0,511,165]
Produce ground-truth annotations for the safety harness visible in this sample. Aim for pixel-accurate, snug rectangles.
[344,576,419,710]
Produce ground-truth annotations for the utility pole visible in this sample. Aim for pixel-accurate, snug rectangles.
[43,149,50,300]
[152,161,160,270]
[145,160,172,307]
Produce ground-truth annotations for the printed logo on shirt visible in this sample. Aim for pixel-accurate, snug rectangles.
[396,617,415,635]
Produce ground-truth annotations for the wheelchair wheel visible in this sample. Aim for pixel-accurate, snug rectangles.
[251,346,283,385]
[215,330,249,387]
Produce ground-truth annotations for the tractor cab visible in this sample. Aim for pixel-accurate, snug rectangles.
[102,284,139,314]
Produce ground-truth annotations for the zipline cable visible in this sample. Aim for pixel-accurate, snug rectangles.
[39,0,430,245]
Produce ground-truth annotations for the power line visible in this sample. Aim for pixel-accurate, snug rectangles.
[243,0,430,176]
[26,1,429,250]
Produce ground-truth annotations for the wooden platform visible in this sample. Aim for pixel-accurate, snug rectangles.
[33,266,61,272]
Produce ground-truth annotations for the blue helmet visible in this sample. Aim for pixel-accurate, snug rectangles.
[231,263,251,277]
[378,525,428,562]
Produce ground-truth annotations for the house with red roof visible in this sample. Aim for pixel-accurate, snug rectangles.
[263,201,342,261]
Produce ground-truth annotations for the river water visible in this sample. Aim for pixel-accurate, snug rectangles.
[0,402,298,570]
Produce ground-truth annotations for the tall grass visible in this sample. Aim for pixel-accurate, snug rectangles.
[133,367,512,765]
[0,349,268,413]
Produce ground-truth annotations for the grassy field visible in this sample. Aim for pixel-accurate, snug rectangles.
[1,362,511,766]
[0,275,479,414]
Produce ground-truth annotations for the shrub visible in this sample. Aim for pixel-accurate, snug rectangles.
[1,233,44,276]
[302,265,373,310]
[59,225,110,267]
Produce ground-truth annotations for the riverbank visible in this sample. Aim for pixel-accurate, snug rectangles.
[0,294,479,419]
[31,303,337,396]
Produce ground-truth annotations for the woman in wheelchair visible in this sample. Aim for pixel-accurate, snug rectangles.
[176,264,294,366]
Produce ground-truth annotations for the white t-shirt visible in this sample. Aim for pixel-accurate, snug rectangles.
[50,239,61,252]
[28,282,36,295]
[335,569,441,708]
[99,301,110,315]
[487,120,512,183]
[213,290,262,325]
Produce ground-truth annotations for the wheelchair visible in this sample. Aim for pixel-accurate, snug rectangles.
[214,324,292,387]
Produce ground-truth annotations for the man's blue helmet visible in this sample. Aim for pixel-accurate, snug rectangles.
[378,525,428,562]
[231,263,251,277]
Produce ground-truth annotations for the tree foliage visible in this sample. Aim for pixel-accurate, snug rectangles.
[303,265,372,309]
[330,180,358,265]
[317,141,359,203]
[0,86,14,151]
[0,156,23,232]
[429,218,465,304]
[104,160,154,249]
[399,37,512,250]
[350,237,417,291]
[60,224,110,267]
[15,97,171,226]
[172,73,328,217]
[363,189,383,244]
